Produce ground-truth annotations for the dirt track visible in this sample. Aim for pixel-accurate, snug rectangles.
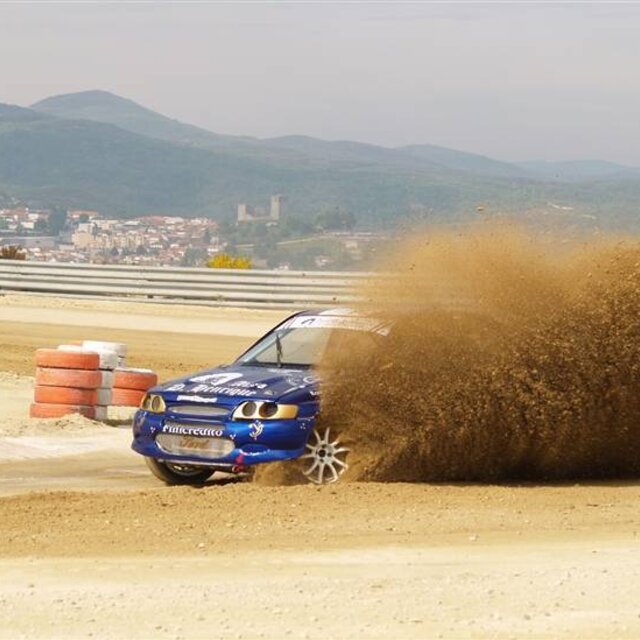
[0,294,284,380]
[2,294,640,639]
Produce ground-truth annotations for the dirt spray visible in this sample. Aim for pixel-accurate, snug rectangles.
[317,227,640,482]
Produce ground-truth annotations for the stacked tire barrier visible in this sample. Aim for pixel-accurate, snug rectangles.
[32,349,105,420]
[30,341,158,420]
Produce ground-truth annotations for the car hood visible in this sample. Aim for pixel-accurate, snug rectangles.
[153,364,319,403]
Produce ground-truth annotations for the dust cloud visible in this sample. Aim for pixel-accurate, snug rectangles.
[320,227,640,482]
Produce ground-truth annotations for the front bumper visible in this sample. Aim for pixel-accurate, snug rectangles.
[131,409,314,468]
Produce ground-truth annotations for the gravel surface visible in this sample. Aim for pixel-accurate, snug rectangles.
[1,295,640,638]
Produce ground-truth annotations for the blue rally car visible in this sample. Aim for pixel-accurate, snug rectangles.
[132,309,389,485]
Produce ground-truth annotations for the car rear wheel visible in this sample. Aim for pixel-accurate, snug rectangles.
[301,426,350,485]
[144,457,214,485]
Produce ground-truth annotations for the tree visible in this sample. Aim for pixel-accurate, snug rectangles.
[281,214,313,236]
[314,207,356,232]
[181,247,208,267]
[48,208,67,235]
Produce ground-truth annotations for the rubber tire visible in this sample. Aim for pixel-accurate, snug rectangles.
[114,368,158,391]
[111,387,146,406]
[36,367,102,389]
[35,349,100,370]
[59,345,119,370]
[30,403,97,419]
[34,385,97,406]
[144,457,214,485]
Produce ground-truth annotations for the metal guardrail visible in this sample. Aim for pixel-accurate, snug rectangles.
[0,260,371,309]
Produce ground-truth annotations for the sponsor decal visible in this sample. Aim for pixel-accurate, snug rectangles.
[161,424,224,438]
[182,374,270,397]
[287,314,390,334]
[189,384,257,397]
[299,418,314,430]
[176,394,218,403]
[166,383,186,392]
[249,420,264,441]
[229,380,268,390]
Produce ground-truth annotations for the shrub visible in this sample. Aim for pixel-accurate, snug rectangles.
[0,245,26,260]
[207,253,252,269]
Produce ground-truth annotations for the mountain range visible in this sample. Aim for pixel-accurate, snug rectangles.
[0,89,639,228]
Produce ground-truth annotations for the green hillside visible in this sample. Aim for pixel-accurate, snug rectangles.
[0,102,550,222]
[0,92,638,230]
[31,91,530,176]
[32,90,249,151]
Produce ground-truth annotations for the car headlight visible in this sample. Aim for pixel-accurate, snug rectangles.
[232,401,298,420]
[140,393,166,413]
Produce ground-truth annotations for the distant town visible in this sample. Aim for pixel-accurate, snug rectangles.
[0,196,385,270]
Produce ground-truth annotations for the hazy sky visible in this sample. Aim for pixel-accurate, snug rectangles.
[2,2,640,164]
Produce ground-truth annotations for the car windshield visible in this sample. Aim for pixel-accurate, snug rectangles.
[237,327,334,369]
[236,315,387,369]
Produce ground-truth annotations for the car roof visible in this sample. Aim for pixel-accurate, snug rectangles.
[294,307,361,318]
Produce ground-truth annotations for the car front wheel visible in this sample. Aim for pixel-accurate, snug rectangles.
[300,426,350,485]
[144,457,215,485]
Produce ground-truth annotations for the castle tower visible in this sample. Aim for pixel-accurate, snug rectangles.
[237,203,249,222]
[270,195,283,221]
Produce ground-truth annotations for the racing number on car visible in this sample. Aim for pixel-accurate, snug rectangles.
[189,372,244,384]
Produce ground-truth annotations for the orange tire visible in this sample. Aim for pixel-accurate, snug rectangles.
[111,387,146,407]
[30,403,97,419]
[34,385,97,406]
[35,349,100,370]
[36,367,102,390]
[113,369,158,391]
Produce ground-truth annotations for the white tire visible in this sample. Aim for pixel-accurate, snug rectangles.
[100,371,114,388]
[97,351,118,371]
[83,341,128,358]
[96,389,112,405]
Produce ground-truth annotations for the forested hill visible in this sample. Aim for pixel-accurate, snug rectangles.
[0,91,636,228]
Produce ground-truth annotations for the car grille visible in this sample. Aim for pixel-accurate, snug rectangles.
[167,405,229,418]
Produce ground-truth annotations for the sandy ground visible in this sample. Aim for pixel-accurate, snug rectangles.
[1,295,640,639]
